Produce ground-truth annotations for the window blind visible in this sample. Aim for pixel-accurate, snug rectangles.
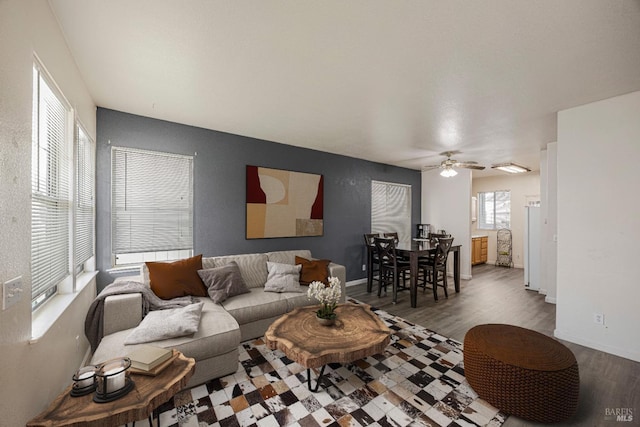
[75,125,95,269]
[31,64,72,307]
[478,190,510,229]
[111,147,194,257]
[371,181,412,246]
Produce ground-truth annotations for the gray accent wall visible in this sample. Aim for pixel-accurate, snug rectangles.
[96,108,421,289]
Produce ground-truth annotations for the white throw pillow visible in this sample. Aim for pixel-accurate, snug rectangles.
[124,302,204,345]
[264,262,303,293]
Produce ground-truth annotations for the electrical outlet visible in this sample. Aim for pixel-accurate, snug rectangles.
[362,264,366,272]
[593,313,605,325]
[3,276,23,310]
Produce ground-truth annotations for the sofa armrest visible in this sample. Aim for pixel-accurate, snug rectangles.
[328,262,347,302]
[103,293,143,336]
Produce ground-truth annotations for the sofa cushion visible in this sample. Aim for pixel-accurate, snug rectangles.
[124,302,204,345]
[221,288,288,325]
[295,256,331,285]
[211,253,268,289]
[198,261,250,303]
[92,298,240,364]
[264,262,303,293]
[280,286,312,311]
[266,250,312,265]
[145,254,208,299]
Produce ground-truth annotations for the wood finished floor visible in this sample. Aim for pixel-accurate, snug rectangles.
[347,264,640,426]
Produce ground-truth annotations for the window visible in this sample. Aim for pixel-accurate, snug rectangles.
[75,124,95,272]
[111,147,194,266]
[371,181,412,246]
[32,61,97,310]
[478,190,511,230]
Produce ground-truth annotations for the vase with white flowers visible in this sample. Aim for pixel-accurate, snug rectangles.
[307,277,342,326]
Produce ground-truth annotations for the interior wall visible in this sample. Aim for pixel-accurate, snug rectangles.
[421,169,472,280]
[541,143,558,303]
[556,90,640,362]
[0,1,97,425]
[471,173,541,269]
[96,108,421,289]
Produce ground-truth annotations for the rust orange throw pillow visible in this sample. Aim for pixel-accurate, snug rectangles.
[147,254,207,299]
[295,256,330,285]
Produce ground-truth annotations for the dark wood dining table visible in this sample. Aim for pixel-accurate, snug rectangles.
[366,239,461,308]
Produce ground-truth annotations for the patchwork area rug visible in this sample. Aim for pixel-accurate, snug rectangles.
[153,301,506,427]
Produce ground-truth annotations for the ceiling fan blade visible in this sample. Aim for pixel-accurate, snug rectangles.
[422,164,442,171]
[456,163,486,170]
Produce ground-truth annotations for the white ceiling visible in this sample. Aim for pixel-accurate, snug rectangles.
[50,0,640,176]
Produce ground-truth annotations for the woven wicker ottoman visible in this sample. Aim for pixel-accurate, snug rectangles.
[464,324,579,423]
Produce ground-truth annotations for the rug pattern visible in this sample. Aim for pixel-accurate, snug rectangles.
[155,302,506,427]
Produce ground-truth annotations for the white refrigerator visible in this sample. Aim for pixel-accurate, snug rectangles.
[524,206,540,291]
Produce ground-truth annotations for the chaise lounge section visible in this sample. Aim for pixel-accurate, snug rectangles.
[90,250,346,387]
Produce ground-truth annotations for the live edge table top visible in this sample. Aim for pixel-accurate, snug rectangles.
[27,352,195,427]
[264,303,391,369]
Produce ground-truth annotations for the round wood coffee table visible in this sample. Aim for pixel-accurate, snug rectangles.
[264,302,390,391]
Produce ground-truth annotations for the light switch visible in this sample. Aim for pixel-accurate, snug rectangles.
[3,276,23,310]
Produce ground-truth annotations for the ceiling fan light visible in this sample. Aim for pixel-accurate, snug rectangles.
[491,163,530,174]
[440,167,458,178]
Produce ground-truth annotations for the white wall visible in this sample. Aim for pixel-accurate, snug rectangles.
[422,169,472,279]
[0,1,97,425]
[556,90,640,362]
[471,173,541,269]
[540,143,558,303]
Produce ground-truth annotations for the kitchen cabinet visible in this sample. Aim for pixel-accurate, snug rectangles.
[472,236,488,265]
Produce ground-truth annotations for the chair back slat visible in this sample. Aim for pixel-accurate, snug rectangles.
[363,233,379,246]
[373,237,399,265]
[433,237,454,266]
[383,232,400,244]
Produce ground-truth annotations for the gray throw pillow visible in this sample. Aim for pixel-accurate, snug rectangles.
[198,261,250,303]
[264,261,303,293]
[124,302,204,345]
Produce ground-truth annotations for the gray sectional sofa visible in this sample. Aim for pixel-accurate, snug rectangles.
[90,250,346,387]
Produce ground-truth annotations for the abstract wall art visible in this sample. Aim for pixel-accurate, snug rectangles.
[246,165,324,239]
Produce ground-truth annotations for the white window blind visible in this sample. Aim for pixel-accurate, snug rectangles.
[75,125,95,269]
[112,147,194,264]
[478,190,511,230]
[31,63,72,308]
[371,181,412,246]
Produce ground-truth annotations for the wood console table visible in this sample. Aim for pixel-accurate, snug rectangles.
[27,351,195,427]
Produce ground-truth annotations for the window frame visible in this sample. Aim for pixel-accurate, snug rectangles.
[31,58,97,313]
[31,60,74,310]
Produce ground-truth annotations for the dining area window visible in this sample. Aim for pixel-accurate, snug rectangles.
[371,180,411,246]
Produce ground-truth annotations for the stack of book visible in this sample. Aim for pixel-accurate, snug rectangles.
[127,345,176,376]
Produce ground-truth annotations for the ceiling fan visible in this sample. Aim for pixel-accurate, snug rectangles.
[423,151,486,177]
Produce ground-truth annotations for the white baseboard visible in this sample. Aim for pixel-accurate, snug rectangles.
[545,296,557,304]
[554,329,639,363]
[346,278,367,287]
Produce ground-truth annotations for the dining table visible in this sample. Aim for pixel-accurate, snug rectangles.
[366,239,461,308]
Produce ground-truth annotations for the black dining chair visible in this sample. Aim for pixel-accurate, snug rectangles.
[373,237,410,302]
[383,232,411,261]
[419,237,454,301]
[363,233,381,290]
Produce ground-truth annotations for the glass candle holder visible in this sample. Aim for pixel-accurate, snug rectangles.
[70,365,98,397]
[94,357,134,403]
